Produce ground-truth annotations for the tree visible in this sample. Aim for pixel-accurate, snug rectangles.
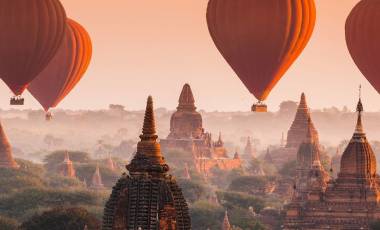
[278,160,297,178]
[20,207,101,230]
[0,216,18,230]
[190,201,224,230]
[177,178,207,203]
[217,191,265,213]
[278,101,297,114]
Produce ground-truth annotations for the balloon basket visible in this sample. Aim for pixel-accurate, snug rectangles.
[10,96,24,105]
[251,103,267,112]
[45,112,53,121]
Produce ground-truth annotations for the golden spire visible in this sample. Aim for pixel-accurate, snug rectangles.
[141,96,157,139]
[354,85,364,135]
[127,96,169,174]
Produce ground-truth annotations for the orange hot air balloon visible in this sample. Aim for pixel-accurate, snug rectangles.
[346,0,380,94]
[207,0,316,112]
[28,19,92,115]
[0,0,67,104]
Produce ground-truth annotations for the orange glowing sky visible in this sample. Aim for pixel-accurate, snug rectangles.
[0,0,375,111]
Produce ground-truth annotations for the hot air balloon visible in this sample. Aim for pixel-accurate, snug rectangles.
[207,0,316,112]
[28,19,92,119]
[0,0,67,105]
[346,0,380,94]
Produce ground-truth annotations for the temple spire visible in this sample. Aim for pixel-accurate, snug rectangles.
[91,164,104,190]
[177,83,196,111]
[354,86,364,135]
[299,92,307,109]
[127,96,169,174]
[222,210,232,230]
[141,96,157,138]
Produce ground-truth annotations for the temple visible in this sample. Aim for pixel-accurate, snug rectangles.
[284,97,380,229]
[0,121,19,169]
[222,210,232,230]
[160,84,242,176]
[270,93,323,168]
[59,151,75,178]
[90,164,104,190]
[107,154,116,171]
[242,136,255,160]
[102,96,191,230]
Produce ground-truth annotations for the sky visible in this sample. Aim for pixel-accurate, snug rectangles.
[0,0,375,112]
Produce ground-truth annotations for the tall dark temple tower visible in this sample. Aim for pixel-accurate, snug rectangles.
[102,96,191,230]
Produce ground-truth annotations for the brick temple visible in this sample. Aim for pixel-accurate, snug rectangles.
[160,84,242,176]
[59,151,75,178]
[270,93,323,168]
[284,98,380,230]
[0,121,19,169]
[103,96,191,230]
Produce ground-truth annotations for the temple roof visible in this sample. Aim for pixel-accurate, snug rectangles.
[286,93,319,148]
[0,121,19,169]
[177,83,196,111]
[127,96,169,174]
[339,98,377,178]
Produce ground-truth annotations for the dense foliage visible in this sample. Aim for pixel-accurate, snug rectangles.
[20,207,101,230]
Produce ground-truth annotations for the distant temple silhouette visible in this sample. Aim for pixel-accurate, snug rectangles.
[59,151,75,178]
[90,164,104,190]
[160,84,242,176]
[102,96,191,230]
[269,93,325,168]
[284,97,380,229]
[0,121,19,169]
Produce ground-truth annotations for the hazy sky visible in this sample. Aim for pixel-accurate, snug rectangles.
[0,0,375,111]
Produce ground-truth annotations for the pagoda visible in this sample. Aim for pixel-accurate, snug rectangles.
[167,83,203,139]
[160,84,242,176]
[59,151,75,178]
[106,154,116,171]
[102,96,191,230]
[270,93,322,168]
[293,118,329,201]
[212,132,228,158]
[222,210,232,230]
[286,93,319,148]
[0,121,19,169]
[284,97,380,230]
[90,164,104,190]
[242,136,255,160]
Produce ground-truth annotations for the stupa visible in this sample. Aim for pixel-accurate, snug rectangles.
[102,96,191,230]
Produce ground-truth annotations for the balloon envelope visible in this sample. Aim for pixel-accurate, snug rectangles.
[28,19,93,111]
[346,0,380,94]
[207,0,316,101]
[0,0,67,95]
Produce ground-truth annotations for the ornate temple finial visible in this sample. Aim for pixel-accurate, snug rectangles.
[141,96,157,139]
[178,83,196,111]
[299,92,307,109]
[354,87,364,135]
